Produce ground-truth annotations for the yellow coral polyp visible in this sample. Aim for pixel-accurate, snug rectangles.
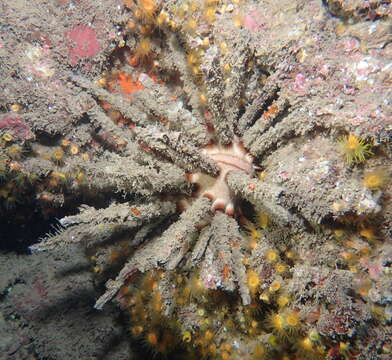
[363,169,388,190]
[69,144,79,155]
[135,37,153,60]
[191,65,202,79]
[257,212,269,229]
[338,134,373,164]
[285,250,296,260]
[248,238,258,250]
[188,274,207,298]
[10,103,22,113]
[299,337,313,351]
[203,7,216,24]
[51,171,67,180]
[204,329,214,342]
[334,229,345,238]
[277,294,290,308]
[219,42,228,55]
[2,133,14,142]
[6,145,23,160]
[269,280,281,292]
[146,331,159,346]
[252,343,266,359]
[284,311,301,332]
[339,342,352,358]
[232,14,243,28]
[182,330,192,343]
[137,0,157,22]
[268,313,285,335]
[275,263,287,274]
[80,152,90,161]
[184,19,198,34]
[140,272,157,292]
[359,227,377,241]
[266,250,278,262]
[222,63,231,73]
[244,221,261,241]
[51,147,64,163]
[131,325,144,337]
[187,50,200,66]
[221,350,231,360]
[150,292,163,314]
[156,11,168,27]
[296,336,325,359]
[247,270,260,293]
[259,292,270,303]
[75,171,85,183]
[199,92,208,104]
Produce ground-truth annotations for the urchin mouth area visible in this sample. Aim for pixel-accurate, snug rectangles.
[187,138,254,216]
[208,152,254,174]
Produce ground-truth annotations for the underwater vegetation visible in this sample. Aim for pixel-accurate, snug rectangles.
[1,0,391,359]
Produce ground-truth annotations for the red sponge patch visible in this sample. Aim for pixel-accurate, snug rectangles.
[67,25,100,65]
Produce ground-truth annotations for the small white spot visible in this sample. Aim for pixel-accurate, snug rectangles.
[357,60,369,70]
[382,62,392,72]
[369,23,377,34]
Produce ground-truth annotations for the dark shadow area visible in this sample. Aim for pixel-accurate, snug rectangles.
[0,210,57,253]
[55,262,93,277]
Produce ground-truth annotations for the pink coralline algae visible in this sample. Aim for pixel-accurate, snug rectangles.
[243,9,266,32]
[360,257,383,279]
[291,73,309,95]
[66,25,100,65]
[0,115,33,140]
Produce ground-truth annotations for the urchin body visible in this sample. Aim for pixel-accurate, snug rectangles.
[185,137,254,216]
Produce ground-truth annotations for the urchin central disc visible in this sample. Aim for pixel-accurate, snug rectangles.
[187,137,254,216]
